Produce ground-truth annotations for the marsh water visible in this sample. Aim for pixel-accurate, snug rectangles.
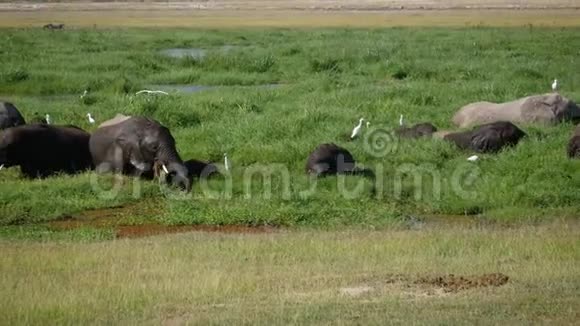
[146,83,282,93]
[159,46,240,59]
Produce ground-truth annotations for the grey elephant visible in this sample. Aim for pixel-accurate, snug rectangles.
[89,116,191,192]
[98,113,131,128]
[453,93,580,128]
[443,121,526,153]
[0,124,93,178]
[306,143,374,178]
[567,124,580,158]
[0,102,26,130]
[395,122,438,139]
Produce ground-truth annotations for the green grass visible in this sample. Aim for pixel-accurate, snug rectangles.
[0,224,578,324]
[1,27,580,229]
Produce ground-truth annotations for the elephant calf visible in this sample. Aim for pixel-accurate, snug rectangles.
[0,124,93,178]
[184,159,220,179]
[395,122,438,139]
[306,143,373,177]
[567,124,580,158]
[443,121,526,153]
[89,116,191,192]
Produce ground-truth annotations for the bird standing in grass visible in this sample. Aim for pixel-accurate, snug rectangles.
[399,114,404,126]
[467,155,479,162]
[350,118,365,139]
[80,89,88,99]
[45,114,51,125]
[87,113,95,124]
[552,79,558,92]
[224,153,230,172]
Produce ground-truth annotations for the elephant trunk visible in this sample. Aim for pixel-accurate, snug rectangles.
[156,147,192,192]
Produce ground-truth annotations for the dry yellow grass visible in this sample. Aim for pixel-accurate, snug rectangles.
[1,9,579,28]
[1,222,579,324]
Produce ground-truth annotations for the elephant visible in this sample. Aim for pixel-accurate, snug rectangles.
[98,114,131,128]
[395,122,438,139]
[0,102,26,130]
[305,143,374,177]
[43,23,64,30]
[0,124,93,178]
[452,93,580,128]
[184,159,220,179]
[443,121,526,153]
[89,116,191,192]
[567,124,580,158]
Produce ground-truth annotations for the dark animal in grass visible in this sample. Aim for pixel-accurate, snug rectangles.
[567,124,580,158]
[29,113,47,124]
[184,159,220,179]
[43,23,65,30]
[0,124,93,178]
[305,143,374,178]
[0,102,26,130]
[395,122,438,139]
[89,116,191,192]
[443,121,526,153]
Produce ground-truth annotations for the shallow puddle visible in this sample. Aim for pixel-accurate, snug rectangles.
[159,45,240,59]
[146,83,282,93]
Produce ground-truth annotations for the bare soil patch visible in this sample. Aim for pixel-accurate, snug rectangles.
[48,203,277,238]
[416,273,509,292]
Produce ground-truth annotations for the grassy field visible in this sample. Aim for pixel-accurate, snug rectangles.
[1,12,579,324]
[1,26,580,229]
[1,222,579,324]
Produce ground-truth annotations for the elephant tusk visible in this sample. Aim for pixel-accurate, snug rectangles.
[162,164,169,174]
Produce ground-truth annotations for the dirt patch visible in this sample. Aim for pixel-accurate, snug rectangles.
[341,272,509,299]
[416,273,509,292]
[48,202,277,238]
[116,224,276,239]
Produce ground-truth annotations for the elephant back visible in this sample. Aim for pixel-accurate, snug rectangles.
[0,102,26,130]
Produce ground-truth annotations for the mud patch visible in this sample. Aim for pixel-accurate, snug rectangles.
[116,224,276,239]
[416,273,509,292]
[48,202,276,239]
[340,273,509,300]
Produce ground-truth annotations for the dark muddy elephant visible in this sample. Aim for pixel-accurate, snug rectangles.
[184,159,220,179]
[0,124,93,178]
[0,102,26,130]
[395,122,438,139]
[443,121,526,153]
[89,116,191,192]
[305,143,373,177]
[567,124,580,158]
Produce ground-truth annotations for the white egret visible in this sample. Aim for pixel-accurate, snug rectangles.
[366,121,371,128]
[86,113,95,124]
[80,89,88,99]
[224,153,230,172]
[399,114,404,126]
[467,155,479,162]
[135,90,169,96]
[45,114,51,125]
[0,164,4,170]
[551,79,558,92]
[350,118,364,139]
